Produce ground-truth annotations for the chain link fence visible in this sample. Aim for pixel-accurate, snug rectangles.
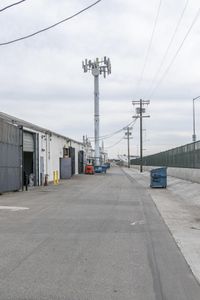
[131,141,200,169]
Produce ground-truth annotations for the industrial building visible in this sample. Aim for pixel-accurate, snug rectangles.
[0,112,94,193]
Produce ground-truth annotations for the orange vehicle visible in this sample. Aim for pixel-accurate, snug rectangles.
[85,164,94,175]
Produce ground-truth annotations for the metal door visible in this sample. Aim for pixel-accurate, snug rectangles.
[69,147,75,175]
[78,150,84,174]
[60,158,72,179]
[23,131,34,152]
[0,118,22,193]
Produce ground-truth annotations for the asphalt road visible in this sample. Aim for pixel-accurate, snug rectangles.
[0,167,199,300]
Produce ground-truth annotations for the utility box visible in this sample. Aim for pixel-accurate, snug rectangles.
[150,167,167,188]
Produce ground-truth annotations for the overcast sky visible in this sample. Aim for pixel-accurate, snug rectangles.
[0,0,200,158]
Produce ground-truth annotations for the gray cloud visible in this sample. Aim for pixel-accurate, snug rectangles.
[0,0,200,157]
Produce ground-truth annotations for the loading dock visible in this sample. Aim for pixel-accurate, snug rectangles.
[23,131,39,186]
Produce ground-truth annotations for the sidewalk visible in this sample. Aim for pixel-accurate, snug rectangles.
[123,167,200,284]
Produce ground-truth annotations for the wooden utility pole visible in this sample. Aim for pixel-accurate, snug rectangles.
[132,99,150,172]
[124,127,133,168]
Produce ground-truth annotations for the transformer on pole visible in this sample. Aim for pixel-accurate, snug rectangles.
[132,99,150,172]
[82,57,111,166]
[124,127,133,168]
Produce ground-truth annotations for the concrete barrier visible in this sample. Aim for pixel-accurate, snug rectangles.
[131,165,200,184]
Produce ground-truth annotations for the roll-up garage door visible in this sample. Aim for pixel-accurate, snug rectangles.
[23,131,34,152]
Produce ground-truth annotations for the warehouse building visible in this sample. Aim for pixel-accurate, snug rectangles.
[0,112,94,193]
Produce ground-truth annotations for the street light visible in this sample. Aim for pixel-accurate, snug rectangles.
[192,96,200,142]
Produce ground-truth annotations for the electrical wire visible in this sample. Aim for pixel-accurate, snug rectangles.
[105,136,124,149]
[89,121,134,141]
[146,0,189,98]
[0,0,26,12]
[133,0,162,99]
[0,0,102,46]
[149,5,200,98]
[89,118,138,141]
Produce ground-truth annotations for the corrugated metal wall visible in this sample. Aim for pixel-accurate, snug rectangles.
[131,141,200,169]
[0,118,22,193]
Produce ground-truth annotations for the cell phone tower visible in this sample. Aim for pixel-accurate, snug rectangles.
[82,57,111,166]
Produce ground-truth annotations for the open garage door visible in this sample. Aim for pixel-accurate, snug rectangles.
[23,131,34,152]
[23,131,39,186]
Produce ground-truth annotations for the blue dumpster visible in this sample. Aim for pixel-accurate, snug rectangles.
[94,166,103,173]
[104,162,110,169]
[101,164,108,173]
[150,167,167,188]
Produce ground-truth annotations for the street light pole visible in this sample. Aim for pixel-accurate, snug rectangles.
[139,99,143,173]
[192,96,200,142]
[127,127,130,168]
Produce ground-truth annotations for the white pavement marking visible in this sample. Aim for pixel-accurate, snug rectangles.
[130,222,137,226]
[130,220,145,226]
[0,206,29,212]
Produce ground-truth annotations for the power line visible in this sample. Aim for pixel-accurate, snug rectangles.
[89,121,134,141]
[0,0,102,46]
[149,6,200,98]
[0,0,26,13]
[146,0,189,98]
[89,119,138,141]
[133,0,162,99]
[105,136,124,149]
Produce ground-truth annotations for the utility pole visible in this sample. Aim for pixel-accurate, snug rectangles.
[132,99,150,172]
[82,57,111,166]
[124,127,133,168]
